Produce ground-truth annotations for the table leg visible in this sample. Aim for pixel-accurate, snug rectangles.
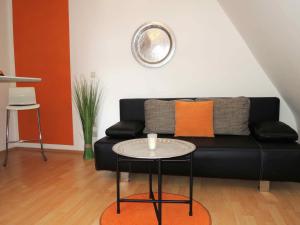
[149,162,153,198]
[116,154,120,214]
[189,153,193,216]
[158,159,162,225]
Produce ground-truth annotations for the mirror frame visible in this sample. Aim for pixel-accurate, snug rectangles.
[131,22,176,68]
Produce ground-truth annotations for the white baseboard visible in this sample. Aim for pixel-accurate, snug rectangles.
[0,145,14,151]
[14,142,83,151]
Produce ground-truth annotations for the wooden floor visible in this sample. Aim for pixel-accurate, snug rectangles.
[0,148,300,225]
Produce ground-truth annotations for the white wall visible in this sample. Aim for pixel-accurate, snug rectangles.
[218,0,300,133]
[0,0,16,151]
[69,0,296,150]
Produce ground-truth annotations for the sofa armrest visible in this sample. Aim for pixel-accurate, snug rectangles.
[251,121,298,142]
[105,121,144,138]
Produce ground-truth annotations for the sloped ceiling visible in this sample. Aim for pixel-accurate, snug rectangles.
[218,0,300,131]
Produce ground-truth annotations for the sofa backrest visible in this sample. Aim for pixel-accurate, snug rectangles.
[119,97,280,125]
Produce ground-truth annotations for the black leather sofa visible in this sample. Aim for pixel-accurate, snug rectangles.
[94,98,300,182]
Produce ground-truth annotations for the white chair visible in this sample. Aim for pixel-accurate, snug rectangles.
[3,87,47,166]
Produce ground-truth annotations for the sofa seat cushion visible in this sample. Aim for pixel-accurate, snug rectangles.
[177,135,261,179]
[96,134,260,150]
[258,142,300,181]
[94,135,261,179]
[169,135,259,149]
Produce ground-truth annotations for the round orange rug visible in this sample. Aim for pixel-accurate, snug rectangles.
[100,193,211,225]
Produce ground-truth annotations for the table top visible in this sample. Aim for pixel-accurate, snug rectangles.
[0,76,42,83]
[112,138,196,159]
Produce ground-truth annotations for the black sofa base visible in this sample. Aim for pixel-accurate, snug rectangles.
[95,135,300,182]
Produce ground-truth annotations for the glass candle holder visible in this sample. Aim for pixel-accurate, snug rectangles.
[147,133,157,150]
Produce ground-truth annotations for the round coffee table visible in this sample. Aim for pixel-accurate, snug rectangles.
[113,138,196,225]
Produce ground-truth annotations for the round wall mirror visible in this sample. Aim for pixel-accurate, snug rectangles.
[131,22,176,68]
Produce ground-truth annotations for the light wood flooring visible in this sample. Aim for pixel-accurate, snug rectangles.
[0,148,300,225]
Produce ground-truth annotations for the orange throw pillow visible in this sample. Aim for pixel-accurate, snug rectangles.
[175,101,214,137]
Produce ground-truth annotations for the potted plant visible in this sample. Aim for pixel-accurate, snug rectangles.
[74,78,101,160]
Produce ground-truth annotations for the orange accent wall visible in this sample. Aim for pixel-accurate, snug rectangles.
[13,0,73,145]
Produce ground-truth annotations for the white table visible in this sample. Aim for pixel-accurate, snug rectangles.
[113,138,196,225]
[0,76,41,83]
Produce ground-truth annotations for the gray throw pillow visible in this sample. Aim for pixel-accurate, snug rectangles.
[197,97,250,135]
[144,100,175,134]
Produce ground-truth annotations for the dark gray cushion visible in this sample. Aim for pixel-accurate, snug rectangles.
[144,100,175,134]
[197,97,250,135]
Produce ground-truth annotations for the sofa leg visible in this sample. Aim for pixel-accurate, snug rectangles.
[259,180,270,192]
[121,172,130,182]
